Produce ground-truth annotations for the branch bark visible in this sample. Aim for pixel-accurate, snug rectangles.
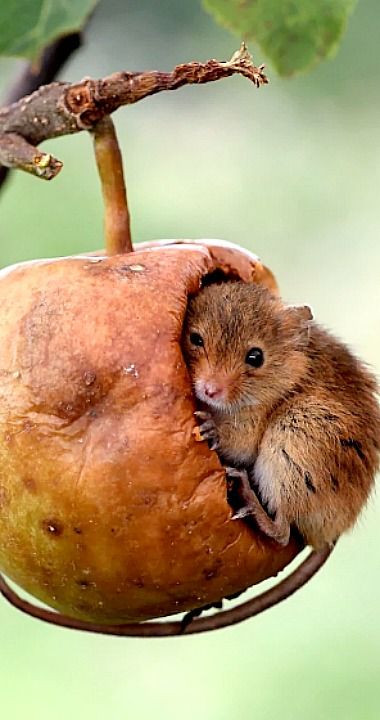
[0,44,268,180]
[0,32,82,189]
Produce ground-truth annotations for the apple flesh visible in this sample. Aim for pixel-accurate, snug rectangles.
[0,240,300,623]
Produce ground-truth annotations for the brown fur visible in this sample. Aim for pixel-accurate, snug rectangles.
[183,281,380,549]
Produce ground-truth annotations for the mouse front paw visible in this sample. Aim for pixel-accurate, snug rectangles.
[194,410,220,451]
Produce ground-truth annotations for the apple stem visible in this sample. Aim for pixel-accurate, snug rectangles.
[92,116,133,255]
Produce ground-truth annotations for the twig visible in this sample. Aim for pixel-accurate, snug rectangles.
[0,32,82,189]
[0,44,268,180]
[0,546,332,637]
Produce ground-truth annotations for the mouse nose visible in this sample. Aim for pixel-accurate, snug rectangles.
[203,381,223,399]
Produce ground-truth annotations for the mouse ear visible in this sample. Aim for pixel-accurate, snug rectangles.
[283,304,313,341]
[288,304,313,322]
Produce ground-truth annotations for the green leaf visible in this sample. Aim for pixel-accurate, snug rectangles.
[203,0,357,76]
[0,0,99,60]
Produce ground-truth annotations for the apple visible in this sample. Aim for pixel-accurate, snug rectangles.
[0,239,300,624]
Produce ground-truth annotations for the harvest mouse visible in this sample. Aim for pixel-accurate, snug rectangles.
[182,280,380,550]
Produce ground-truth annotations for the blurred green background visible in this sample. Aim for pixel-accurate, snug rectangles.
[1,1,379,718]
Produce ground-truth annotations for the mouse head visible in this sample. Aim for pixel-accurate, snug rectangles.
[182,281,312,412]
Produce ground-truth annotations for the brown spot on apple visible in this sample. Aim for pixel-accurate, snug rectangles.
[22,477,37,493]
[42,519,64,537]
[83,370,96,386]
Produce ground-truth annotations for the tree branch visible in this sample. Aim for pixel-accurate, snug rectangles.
[0,32,82,189]
[0,44,268,180]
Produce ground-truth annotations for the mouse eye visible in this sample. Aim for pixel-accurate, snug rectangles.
[190,332,204,347]
[245,347,264,368]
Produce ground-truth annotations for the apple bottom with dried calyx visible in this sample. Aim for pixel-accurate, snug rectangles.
[0,239,300,624]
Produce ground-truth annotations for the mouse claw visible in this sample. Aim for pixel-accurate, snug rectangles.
[225,467,249,482]
[194,410,213,423]
[201,428,220,451]
[231,506,254,521]
[194,411,220,450]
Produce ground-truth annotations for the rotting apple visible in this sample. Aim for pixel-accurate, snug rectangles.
[0,239,301,624]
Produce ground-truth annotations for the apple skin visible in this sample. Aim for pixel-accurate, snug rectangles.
[0,240,300,623]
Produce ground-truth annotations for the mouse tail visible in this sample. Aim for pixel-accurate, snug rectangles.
[0,544,333,637]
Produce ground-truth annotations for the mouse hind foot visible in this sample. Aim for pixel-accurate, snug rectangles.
[226,467,290,546]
